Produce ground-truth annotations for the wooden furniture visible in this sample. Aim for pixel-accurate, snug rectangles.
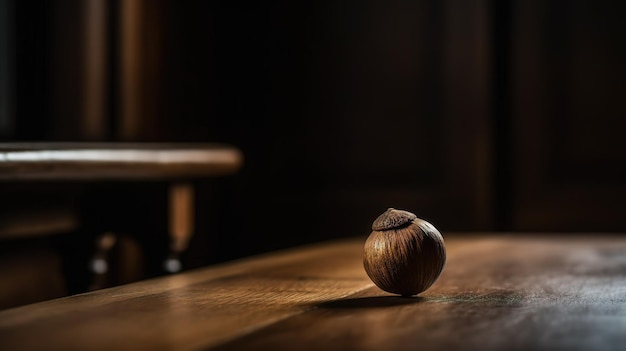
[0,234,624,350]
[0,143,243,280]
[0,143,242,181]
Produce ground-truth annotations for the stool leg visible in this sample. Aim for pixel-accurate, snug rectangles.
[88,232,117,290]
[164,182,194,273]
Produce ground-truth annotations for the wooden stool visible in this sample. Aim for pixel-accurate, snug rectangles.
[0,143,243,285]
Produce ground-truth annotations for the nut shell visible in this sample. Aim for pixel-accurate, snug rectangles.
[364,210,445,296]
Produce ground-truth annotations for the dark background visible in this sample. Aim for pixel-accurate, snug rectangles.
[1,0,626,307]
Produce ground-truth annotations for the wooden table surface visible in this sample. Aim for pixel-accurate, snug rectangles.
[0,234,625,350]
[0,143,243,180]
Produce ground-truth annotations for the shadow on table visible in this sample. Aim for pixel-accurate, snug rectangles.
[319,296,425,309]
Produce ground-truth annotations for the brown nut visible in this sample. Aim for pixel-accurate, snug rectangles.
[363,208,446,296]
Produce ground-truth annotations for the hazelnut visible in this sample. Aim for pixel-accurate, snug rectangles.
[363,208,446,296]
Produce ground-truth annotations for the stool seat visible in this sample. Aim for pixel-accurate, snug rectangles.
[0,143,243,181]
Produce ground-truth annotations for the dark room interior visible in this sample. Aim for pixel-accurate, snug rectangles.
[1,1,625,350]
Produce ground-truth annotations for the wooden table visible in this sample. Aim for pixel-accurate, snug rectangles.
[0,234,625,350]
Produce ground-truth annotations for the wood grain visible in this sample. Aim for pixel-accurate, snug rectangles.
[0,143,243,180]
[1,235,625,351]
[0,239,373,351]
[217,235,626,351]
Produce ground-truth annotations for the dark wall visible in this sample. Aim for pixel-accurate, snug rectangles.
[179,0,492,258]
[117,0,626,248]
[509,1,626,231]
